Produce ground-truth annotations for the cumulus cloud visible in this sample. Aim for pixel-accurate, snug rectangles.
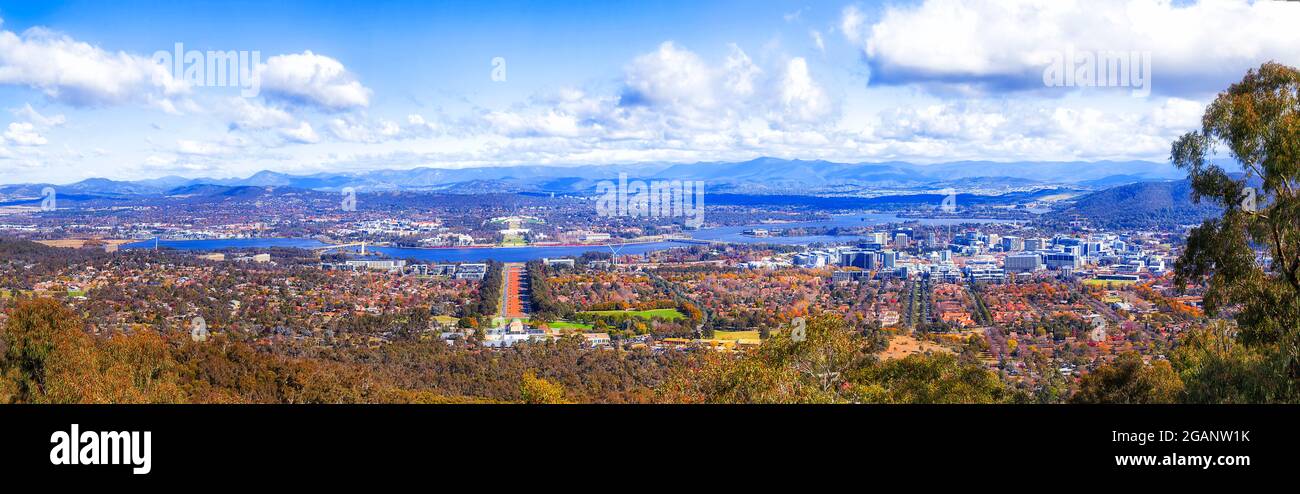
[223,97,295,130]
[325,113,440,143]
[257,51,371,110]
[278,121,320,144]
[721,44,762,98]
[780,58,832,122]
[480,41,837,150]
[871,97,1206,162]
[622,42,717,110]
[3,121,46,146]
[176,139,224,156]
[618,42,833,123]
[0,23,186,107]
[856,0,1300,96]
[405,114,439,136]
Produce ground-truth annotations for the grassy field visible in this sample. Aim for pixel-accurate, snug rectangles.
[547,321,594,330]
[35,239,134,249]
[881,334,954,361]
[579,308,686,321]
[499,234,527,246]
[712,330,760,340]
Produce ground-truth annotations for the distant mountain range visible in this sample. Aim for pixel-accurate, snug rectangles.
[0,157,1191,200]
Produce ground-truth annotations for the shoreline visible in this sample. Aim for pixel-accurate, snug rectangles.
[123,237,675,251]
[388,239,669,250]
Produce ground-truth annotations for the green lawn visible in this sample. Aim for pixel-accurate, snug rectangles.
[1,289,33,299]
[579,308,686,321]
[547,321,593,330]
[499,234,528,246]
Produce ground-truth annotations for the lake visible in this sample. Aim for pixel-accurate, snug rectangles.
[124,213,1017,262]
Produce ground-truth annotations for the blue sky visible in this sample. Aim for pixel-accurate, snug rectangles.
[0,0,1296,184]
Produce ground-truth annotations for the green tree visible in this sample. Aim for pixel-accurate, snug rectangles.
[1171,62,1300,398]
[1070,352,1183,404]
[849,353,1011,404]
[0,298,90,403]
[658,313,1009,404]
[0,298,185,404]
[1170,321,1289,403]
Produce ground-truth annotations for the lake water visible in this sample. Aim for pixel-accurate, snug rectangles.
[124,213,1016,262]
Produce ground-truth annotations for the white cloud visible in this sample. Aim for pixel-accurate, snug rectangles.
[1150,97,1204,130]
[143,154,175,166]
[258,51,371,110]
[0,24,186,107]
[406,114,438,136]
[615,42,834,126]
[176,139,223,156]
[780,58,832,122]
[11,103,66,126]
[623,42,716,110]
[484,110,584,138]
[224,97,294,129]
[279,121,320,144]
[721,44,762,98]
[465,42,841,161]
[868,97,1207,162]
[858,0,1300,95]
[4,122,46,146]
[325,114,439,142]
[840,5,867,43]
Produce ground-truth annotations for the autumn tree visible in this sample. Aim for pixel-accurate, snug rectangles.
[519,370,568,404]
[1069,352,1183,404]
[0,298,184,403]
[849,353,1011,404]
[0,298,94,403]
[658,313,1008,404]
[1171,62,1300,398]
[1171,321,1288,403]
